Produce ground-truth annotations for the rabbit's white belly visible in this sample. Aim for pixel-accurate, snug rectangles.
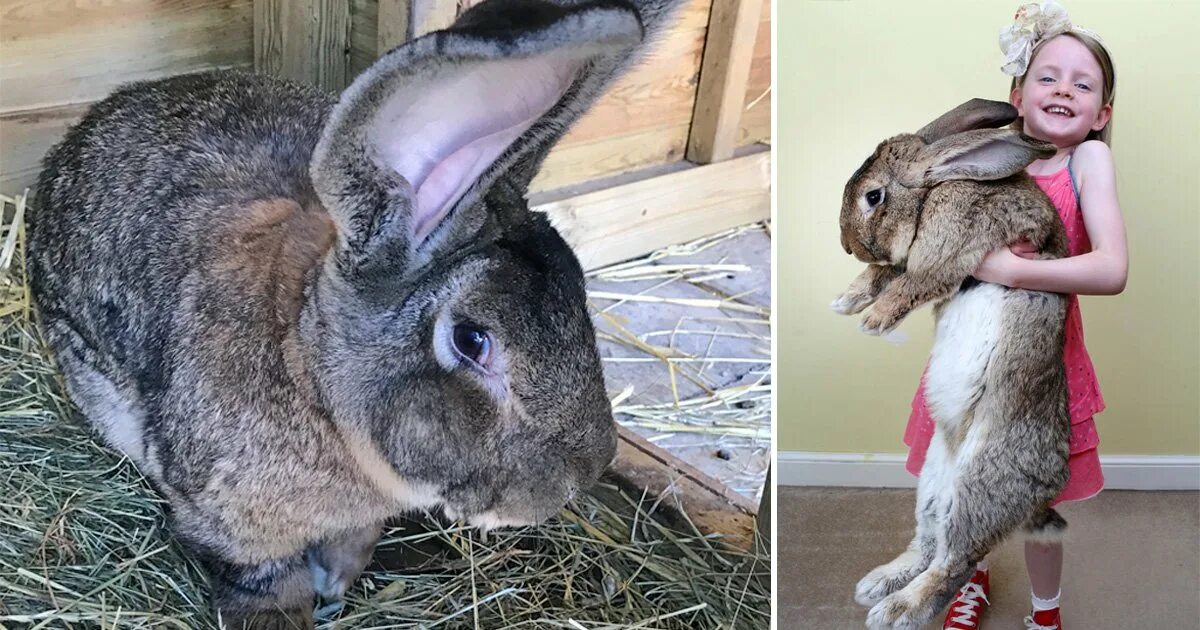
[925,283,1005,432]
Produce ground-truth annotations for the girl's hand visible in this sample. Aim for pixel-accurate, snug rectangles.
[1009,238,1040,259]
[974,240,1038,286]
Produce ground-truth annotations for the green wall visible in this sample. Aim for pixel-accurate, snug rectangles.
[777,0,1200,455]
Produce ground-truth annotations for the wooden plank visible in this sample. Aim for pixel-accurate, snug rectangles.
[410,0,464,37]
[610,425,758,550]
[532,124,689,193]
[254,0,351,92]
[535,151,770,271]
[0,0,253,113]
[350,0,380,77]
[0,103,90,194]
[374,0,407,54]
[739,0,771,146]
[686,0,763,164]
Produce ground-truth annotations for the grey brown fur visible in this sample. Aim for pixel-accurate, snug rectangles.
[833,99,1072,629]
[27,1,688,627]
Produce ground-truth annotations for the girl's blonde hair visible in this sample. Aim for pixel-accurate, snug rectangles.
[1011,31,1116,144]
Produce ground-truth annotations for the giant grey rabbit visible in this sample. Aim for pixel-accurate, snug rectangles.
[27,0,689,627]
[832,99,1072,629]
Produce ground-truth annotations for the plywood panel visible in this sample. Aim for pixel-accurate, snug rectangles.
[0,0,254,113]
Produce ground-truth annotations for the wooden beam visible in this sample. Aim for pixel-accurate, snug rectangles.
[535,151,770,271]
[1,103,91,193]
[376,0,411,54]
[610,426,759,550]
[686,0,764,164]
[254,0,351,93]
[376,0,478,57]
[411,0,462,37]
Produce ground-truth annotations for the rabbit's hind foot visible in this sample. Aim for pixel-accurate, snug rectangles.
[854,548,927,606]
[865,560,972,629]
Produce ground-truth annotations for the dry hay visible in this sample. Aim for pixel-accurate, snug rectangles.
[0,192,769,629]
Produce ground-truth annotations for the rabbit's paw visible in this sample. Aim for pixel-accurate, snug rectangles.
[864,590,926,630]
[307,526,381,600]
[859,310,896,336]
[831,292,874,315]
[854,563,918,607]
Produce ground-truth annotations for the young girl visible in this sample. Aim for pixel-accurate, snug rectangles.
[903,3,1128,629]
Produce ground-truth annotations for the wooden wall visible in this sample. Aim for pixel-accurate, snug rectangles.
[1,0,768,196]
[0,0,255,192]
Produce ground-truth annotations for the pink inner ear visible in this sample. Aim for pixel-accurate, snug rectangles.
[369,54,580,242]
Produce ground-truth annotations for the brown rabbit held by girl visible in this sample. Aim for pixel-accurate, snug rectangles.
[27,0,689,627]
[833,99,1072,629]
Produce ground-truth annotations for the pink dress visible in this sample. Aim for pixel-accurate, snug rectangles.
[902,161,1106,505]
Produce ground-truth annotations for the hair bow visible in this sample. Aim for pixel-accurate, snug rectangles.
[999,1,1102,77]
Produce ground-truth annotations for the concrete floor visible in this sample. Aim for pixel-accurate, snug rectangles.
[778,487,1200,629]
[587,224,772,503]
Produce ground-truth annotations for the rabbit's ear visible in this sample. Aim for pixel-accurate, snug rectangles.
[916,99,1019,143]
[310,1,667,287]
[919,130,1057,184]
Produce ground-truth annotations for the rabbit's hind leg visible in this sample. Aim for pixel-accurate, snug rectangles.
[855,431,950,607]
[868,425,1041,628]
[44,319,160,474]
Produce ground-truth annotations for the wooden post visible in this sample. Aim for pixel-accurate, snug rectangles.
[411,0,463,37]
[254,0,351,93]
[376,0,413,54]
[686,0,764,164]
[378,0,474,56]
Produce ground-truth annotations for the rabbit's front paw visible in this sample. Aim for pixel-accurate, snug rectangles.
[831,291,874,315]
[859,310,895,336]
[307,525,381,600]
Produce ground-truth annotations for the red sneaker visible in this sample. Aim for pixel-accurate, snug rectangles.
[1024,608,1063,630]
[943,569,990,629]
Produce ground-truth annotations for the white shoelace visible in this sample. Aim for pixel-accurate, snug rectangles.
[1023,615,1059,630]
[947,581,989,627]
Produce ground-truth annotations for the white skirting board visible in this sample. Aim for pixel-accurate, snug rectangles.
[777,451,1200,491]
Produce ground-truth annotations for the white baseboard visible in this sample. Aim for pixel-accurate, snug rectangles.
[778,451,1200,491]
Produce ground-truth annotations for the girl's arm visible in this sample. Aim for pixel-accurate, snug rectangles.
[974,140,1128,295]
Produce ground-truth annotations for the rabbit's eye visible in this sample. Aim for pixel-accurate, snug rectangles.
[865,188,884,208]
[452,323,493,369]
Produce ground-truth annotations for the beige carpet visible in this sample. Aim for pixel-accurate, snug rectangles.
[778,487,1200,629]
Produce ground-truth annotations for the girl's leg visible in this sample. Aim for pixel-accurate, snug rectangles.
[1024,540,1063,599]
